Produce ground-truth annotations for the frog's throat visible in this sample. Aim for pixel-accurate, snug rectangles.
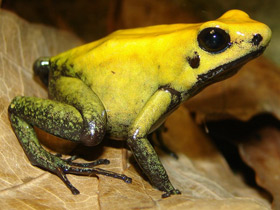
[185,46,266,99]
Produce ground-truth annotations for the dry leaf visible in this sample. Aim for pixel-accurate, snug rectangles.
[185,40,280,210]
[115,0,197,29]
[0,9,271,209]
[239,127,280,210]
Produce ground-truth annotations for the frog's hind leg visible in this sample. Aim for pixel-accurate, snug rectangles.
[9,97,131,194]
[8,77,132,194]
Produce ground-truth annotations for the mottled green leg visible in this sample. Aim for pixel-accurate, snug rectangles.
[8,77,132,194]
[10,111,131,194]
[127,89,181,198]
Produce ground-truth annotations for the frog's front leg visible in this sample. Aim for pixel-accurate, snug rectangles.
[127,87,181,198]
[8,77,131,194]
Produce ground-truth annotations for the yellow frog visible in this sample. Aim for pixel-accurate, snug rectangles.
[8,10,271,197]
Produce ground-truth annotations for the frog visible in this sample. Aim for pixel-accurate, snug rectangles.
[8,10,271,198]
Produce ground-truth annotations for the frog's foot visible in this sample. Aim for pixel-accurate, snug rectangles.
[64,155,110,167]
[46,155,132,195]
[161,189,181,198]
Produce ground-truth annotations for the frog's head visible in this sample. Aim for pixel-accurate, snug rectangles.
[181,10,271,98]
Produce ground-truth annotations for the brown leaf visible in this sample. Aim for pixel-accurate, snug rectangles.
[239,127,280,210]
[185,57,280,122]
[115,0,198,30]
[184,39,280,210]
[0,9,271,209]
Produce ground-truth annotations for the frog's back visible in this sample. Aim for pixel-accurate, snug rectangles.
[50,22,197,93]
[49,24,197,138]
[51,25,188,138]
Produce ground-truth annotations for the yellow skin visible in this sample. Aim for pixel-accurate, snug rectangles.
[8,10,271,197]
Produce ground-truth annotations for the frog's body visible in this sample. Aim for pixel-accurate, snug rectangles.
[9,10,271,197]
[51,26,199,138]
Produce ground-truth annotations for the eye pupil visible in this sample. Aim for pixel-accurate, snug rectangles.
[198,27,230,53]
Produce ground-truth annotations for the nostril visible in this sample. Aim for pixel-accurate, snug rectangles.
[252,34,263,46]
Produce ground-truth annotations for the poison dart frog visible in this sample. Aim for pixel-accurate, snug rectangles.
[8,10,271,198]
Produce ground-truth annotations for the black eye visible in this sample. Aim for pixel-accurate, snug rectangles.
[198,27,230,53]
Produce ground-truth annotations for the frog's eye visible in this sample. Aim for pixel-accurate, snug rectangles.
[198,27,230,53]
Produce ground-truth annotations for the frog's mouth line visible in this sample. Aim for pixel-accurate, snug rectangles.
[186,46,266,98]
